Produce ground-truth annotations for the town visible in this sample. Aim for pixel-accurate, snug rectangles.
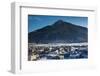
[28,43,88,61]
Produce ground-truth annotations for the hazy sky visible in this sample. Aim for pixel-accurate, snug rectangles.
[28,15,88,33]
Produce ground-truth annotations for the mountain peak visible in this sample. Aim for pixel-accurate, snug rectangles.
[53,20,74,27]
[54,20,65,25]
[56,19,64,23]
